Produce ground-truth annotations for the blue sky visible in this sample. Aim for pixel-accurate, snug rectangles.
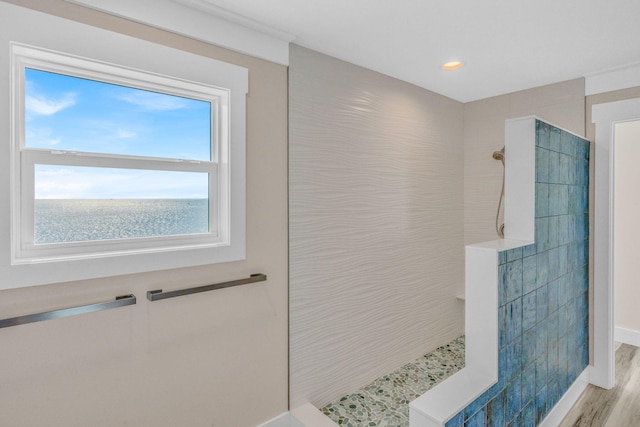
[26,68,211,199]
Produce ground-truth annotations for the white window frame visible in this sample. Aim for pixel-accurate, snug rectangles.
[0,3,248,289]
[14,44,230,262]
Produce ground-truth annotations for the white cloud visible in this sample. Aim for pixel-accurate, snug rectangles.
[26,127,62,147]
[115,129,137,139]
[35,167,92,199]
[116,91,187,111]
[35,166,207,199]
[26,93,76,116]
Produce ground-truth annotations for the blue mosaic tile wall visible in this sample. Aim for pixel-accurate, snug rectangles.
[446,120,590,427]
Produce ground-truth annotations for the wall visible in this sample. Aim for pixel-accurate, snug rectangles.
[613,120,640,336]
[0,1,288,426]
[446,120,590,427]
[463,79,585,247]
[289,45,465,408]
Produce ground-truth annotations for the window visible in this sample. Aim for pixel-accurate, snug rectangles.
[12,46,231,262]
[1,25,247,289]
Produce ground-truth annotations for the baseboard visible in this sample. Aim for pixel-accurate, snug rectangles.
[615,327,640,347]
[256,411,305,427]
[539,368,589,427]
[290,403,339,427]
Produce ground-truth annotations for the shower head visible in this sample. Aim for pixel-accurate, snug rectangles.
[492,147,505,162]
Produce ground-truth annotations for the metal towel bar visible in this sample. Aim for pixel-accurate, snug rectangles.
[0,294,136,329]
[147,273,267,302]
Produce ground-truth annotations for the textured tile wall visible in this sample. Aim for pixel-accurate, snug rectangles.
[446,120,590,427]
[289,45,465,408]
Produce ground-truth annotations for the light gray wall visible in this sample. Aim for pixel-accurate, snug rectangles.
[289,45,465,408]
[613,120,640,335]
[463,79,586,247]
[0,2,289,426]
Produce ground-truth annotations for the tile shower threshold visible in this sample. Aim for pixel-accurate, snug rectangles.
[320,336,465,427]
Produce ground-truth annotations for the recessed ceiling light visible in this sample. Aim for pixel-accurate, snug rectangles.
[441,61,464,71]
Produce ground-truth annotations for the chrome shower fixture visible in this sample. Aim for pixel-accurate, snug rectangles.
[493,146,505,238]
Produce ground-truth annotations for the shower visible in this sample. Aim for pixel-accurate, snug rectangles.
[492,147,504,162]
[493,147,505,238]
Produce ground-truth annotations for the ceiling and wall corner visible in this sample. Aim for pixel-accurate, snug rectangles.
[585,62,640,97]
[65,0,640,103]
[63,0,294,65]
[64,0,640,104]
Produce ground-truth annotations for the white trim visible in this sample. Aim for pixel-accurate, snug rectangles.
[539,368,590,427]
[410,369,496,427]
[256,412,290,427]
[256,411,307,427]
[171,0,295,41]
[504,117,536,243]
[591,98,640,389]
[585,62,640,96]
[614,327,640,348]
[64,0,294,65]
[12,43,230,263]
[290,403,339,427]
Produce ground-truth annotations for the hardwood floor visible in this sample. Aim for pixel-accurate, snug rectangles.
[559,343,640,426]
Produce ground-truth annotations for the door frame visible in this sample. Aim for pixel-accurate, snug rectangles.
[591,97,640,388]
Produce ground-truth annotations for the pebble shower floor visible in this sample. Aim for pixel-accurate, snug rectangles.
[321,336,465,426]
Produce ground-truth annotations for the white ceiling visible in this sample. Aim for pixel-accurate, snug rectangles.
[173,0,640,102]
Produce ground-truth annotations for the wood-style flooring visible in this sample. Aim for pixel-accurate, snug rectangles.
[559,343,640,426]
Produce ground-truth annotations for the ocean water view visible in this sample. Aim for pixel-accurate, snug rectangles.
[34,199,209,244]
